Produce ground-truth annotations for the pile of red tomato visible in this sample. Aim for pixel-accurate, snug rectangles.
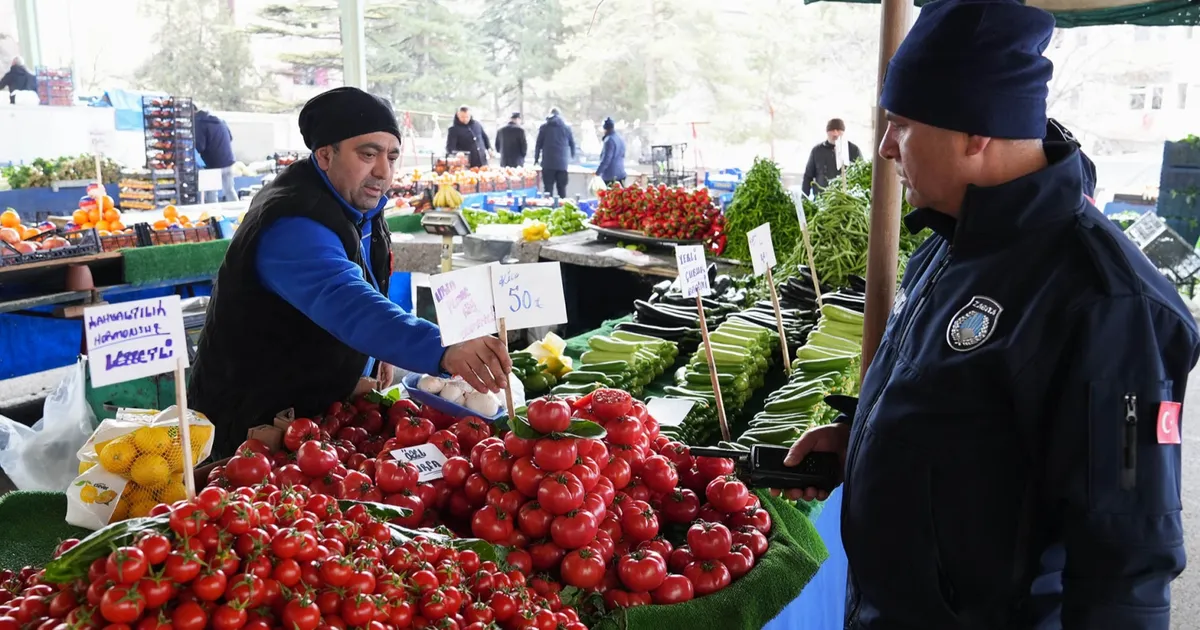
[0,485,585,630]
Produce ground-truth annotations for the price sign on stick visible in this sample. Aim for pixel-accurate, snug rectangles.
[488,262,565,419]
[747,223,776,277]
[789,190,825,309]
[85,296,189,387]
[84,296,197,499]
[674,244,711,298]
[674,245,729,441]
[646,397,696,428]
[748,222,793,373]
[490,263,568,331]
[432,265,499,346]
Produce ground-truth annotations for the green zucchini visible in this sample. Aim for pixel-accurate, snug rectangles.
[582,360,633,375]
[807,331,860,354]
[821,303,865,326]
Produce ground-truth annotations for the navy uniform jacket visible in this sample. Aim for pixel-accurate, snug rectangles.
[841,143,1198,629]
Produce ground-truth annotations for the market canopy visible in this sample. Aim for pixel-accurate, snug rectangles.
[804,0,1200,27]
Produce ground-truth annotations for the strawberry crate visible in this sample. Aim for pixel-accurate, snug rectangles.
[0,227,102,268]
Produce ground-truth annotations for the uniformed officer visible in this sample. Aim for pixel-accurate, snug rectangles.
[783,1,1199,628]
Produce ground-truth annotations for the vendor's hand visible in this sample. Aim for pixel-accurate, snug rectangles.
[376,363,395,387]
[772,423,850,502]
[442,336,512,393]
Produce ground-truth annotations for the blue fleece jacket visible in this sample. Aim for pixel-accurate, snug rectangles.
[255,161,445,378]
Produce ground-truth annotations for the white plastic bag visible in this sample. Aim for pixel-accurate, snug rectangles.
[0,357,97,491]
[588,176,607,195]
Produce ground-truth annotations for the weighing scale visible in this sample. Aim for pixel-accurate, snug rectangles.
[420,211,472,272]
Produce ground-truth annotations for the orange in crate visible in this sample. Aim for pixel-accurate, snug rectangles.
[153,220,169,230]
[110,221,125,231]
[102,195,115,211]
[87,208,100,223]
[177,214,189,224]
[163,205,178,220]
[103,209,120,223]
[95,220,110,233]
[0,210,19,228]
[80,222,94,230]
[72,209,89,225]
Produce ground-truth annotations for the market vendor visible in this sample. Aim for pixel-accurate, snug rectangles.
[190,87,512,458]
[783,1,1198,628]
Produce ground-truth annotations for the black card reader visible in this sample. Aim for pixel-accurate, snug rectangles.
[690,445,840,492]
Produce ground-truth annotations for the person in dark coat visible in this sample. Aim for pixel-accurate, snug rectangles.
[0,57,36,104]
[534,108,576,197]
[189,87,511,457]
[195,109,238,203]
[595,117,626,186]
[801,118,862,196]
[781,1,1199,628]
[445,106,490,168]
[495,113,527,168]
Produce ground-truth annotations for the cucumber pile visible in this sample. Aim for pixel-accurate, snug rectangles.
[731,299,866,450]
[666,318,779,416]
[656,398,720,445]
[552,331,679,398]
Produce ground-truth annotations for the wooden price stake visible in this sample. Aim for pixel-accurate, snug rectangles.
[675,245,729,442]
[498,317,516,421]
[748,223,791,373]
[791,192,824,310]
[174,357,197,500]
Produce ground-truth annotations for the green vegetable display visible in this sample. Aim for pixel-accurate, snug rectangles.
[0,155,121,189]
[722,158,801,262]
[461,203,588,236]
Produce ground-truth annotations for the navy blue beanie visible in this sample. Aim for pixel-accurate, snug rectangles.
[603,117,615,131]
[880,0,1056,140]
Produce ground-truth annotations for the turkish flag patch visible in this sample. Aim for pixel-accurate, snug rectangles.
[1157,401,1182,445]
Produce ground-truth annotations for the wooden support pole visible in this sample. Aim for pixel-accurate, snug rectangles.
[861,0,912,382]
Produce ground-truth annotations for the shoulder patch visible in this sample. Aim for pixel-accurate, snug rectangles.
[945,296,1003,352]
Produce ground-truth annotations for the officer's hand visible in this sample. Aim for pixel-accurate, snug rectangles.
[441,336,512,394]
[772,423,850,502]
[376,363,395,387]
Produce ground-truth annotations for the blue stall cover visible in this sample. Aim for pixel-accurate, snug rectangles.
[765,487,848,629]
[90,89,168,131]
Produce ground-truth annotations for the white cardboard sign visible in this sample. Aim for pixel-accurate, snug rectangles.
[491,262,568,331]
[84,296,188,388]
[389,444,448,482]
[646,397,696,428]
[432,266,499,346]
[747,223,776,276]
[674,244,710,298]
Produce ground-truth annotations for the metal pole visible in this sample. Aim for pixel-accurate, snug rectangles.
[860,0,912,381]
[339,0,367,88]
[14,0,42,68]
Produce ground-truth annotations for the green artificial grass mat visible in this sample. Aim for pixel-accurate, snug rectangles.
[0,491,90,571]
[563,316,634,361]
[386,213,425,234]
[595,489,828,630]
[122,240,229,285]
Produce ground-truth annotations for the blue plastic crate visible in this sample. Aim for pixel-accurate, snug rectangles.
[704,168,743,193]
[578,199,598,216]
[401,373,506,423]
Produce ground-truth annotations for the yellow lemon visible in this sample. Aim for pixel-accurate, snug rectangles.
[158,478,188,505]
[79,484,98,504]
[130,454,170,489]
[128,498,157,518]
[99,439,137,474]
[109,499,130,523]
[78,460,96,474]
[92,438,113,455]
[132,427,171,455]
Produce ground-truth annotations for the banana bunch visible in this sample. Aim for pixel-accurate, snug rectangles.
[433,185,464,209]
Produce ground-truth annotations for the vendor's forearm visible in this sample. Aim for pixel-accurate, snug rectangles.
[257,218,447,376]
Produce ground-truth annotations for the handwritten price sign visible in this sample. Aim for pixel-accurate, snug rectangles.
[431,266,498,346]
[84,296,188,387]
[674,244,711,298]
[747,222,776,276]
[490,262,568,331]
[389,444,448,482]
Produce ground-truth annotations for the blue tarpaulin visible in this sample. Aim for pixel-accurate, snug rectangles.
[765,488,848,629]
[89,89,167,131]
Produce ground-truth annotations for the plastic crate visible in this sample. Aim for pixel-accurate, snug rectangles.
[138,219,220,247]
[1164,140,1200,169]
[0,228,101,268]
[704,168,744,193]
[99,230,145,252]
